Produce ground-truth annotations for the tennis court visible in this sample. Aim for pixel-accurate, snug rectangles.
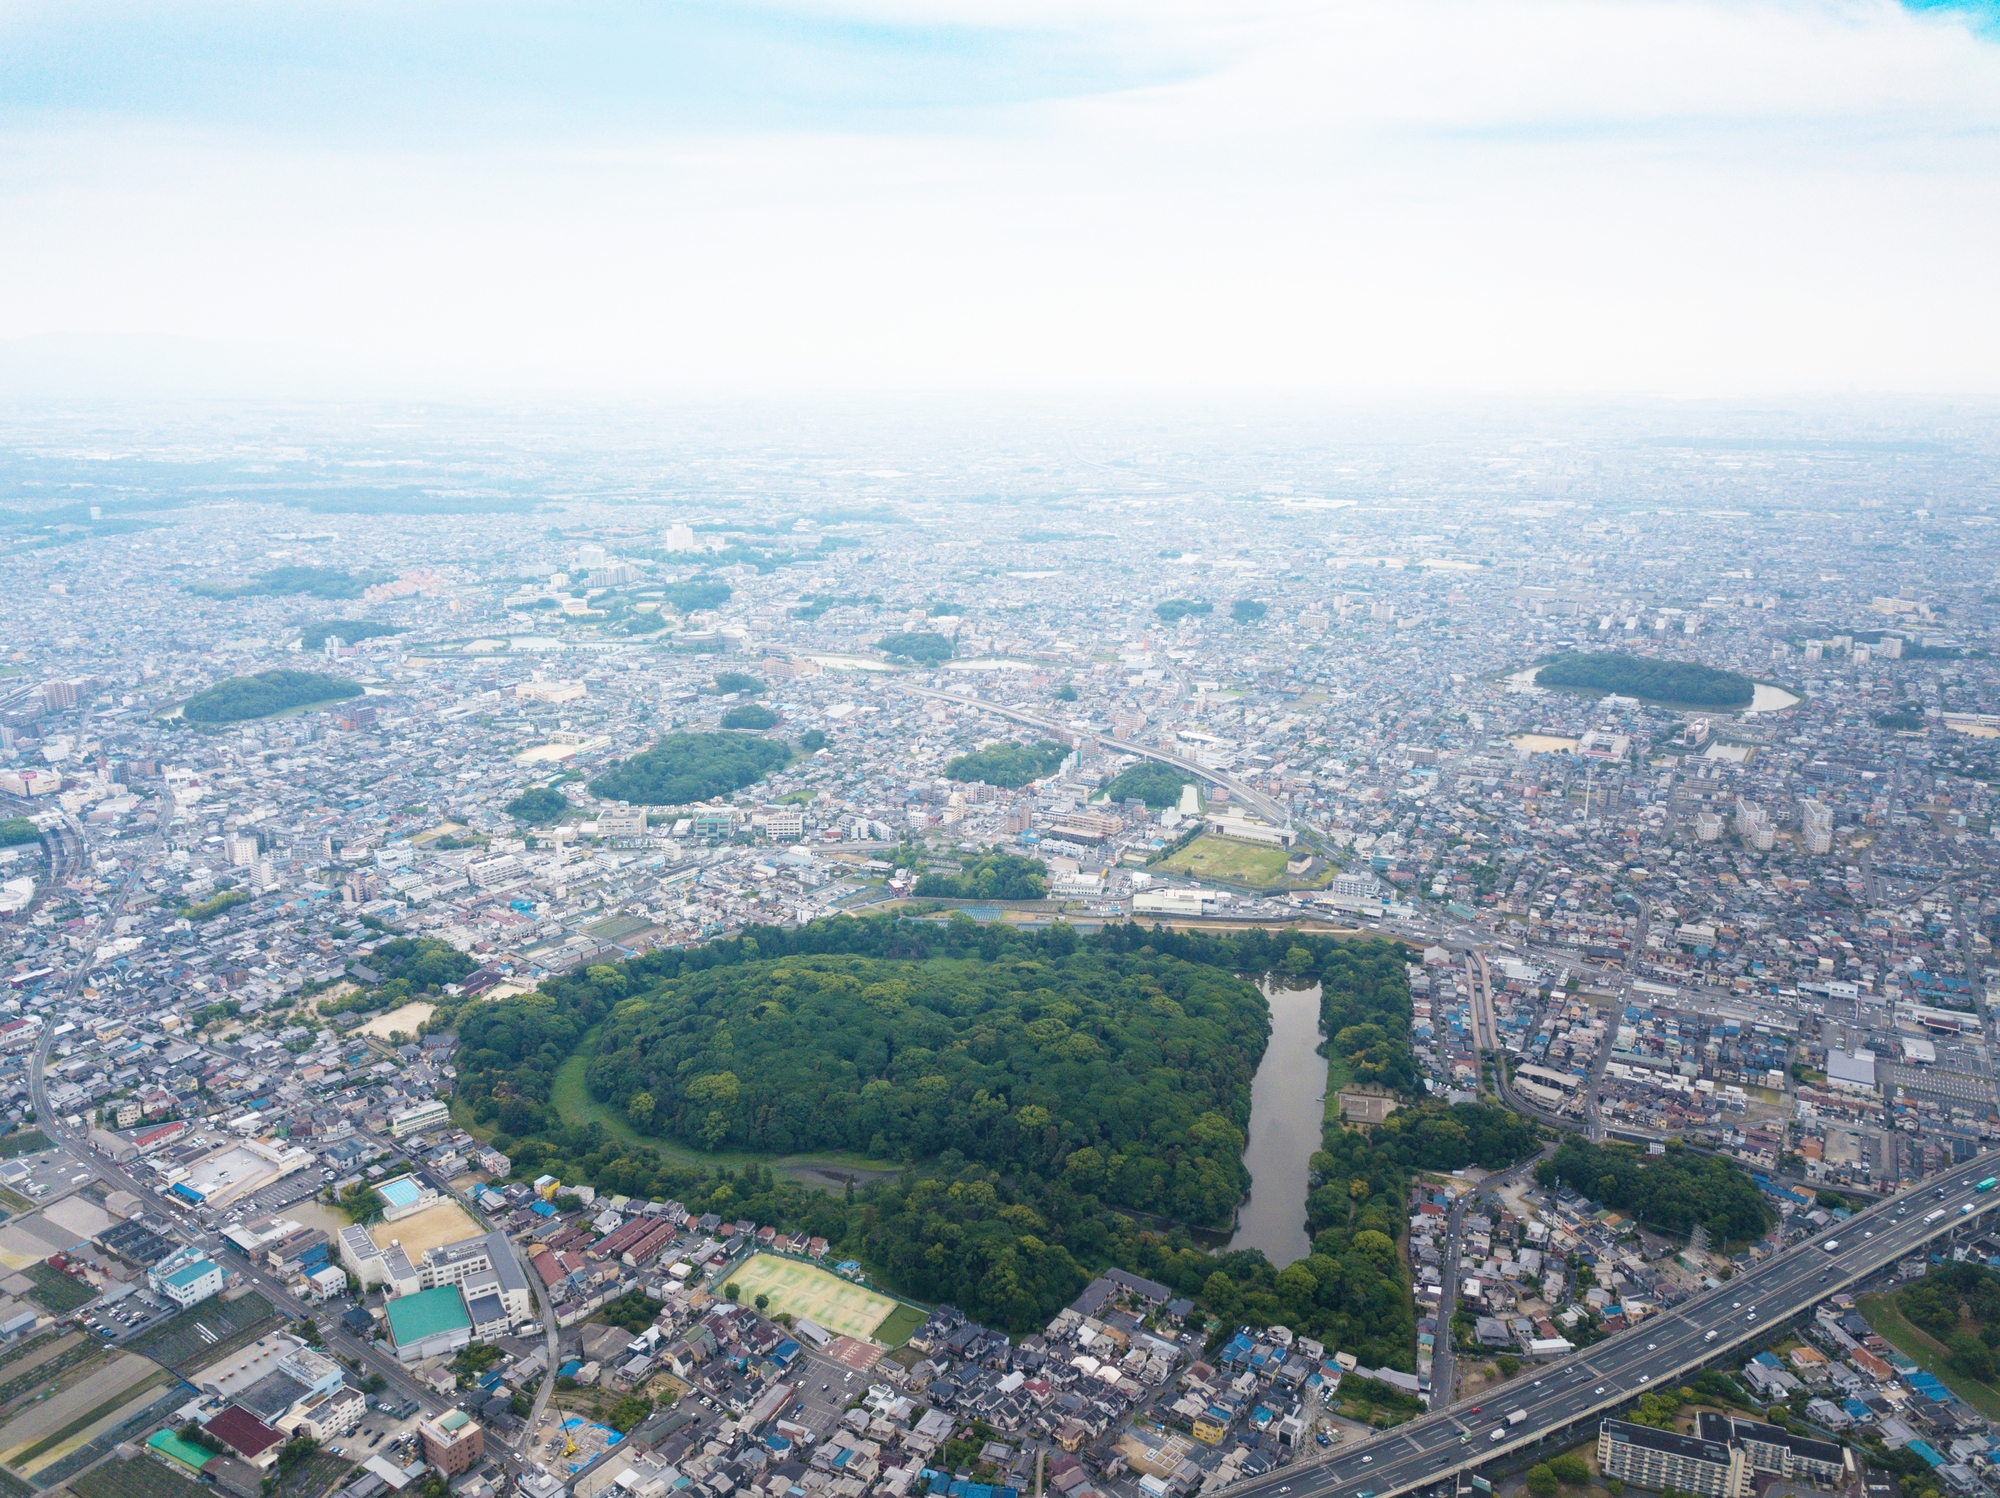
[724,1255,903,1343]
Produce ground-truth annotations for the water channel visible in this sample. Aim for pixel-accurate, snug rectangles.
[1227,979,1326,1267]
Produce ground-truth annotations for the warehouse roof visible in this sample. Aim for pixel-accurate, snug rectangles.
[383,1286,470,1346]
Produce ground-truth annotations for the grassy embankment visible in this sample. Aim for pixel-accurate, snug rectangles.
[1857,1291,2000,1422]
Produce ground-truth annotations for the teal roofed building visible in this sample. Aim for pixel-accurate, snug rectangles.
[150,1255,224,1307]
[384,1285,472,1363]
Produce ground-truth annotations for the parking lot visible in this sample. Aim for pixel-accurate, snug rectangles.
[0,1144,96,1205]
[234,1171,325,1215]
[325,1409,422,1464]
[785,1348,867,1436]
[81,1288,179,1341]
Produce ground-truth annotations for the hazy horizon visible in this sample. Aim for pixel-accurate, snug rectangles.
[6,0,2000,401]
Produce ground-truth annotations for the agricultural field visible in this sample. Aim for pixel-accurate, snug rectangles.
[24,1263,95,1314]
[35,1384,192,1493]
[265,1450,353,1498]
[0,1335,103,1409]
[1156,833,1294,887]
[125,1290,276,1374]
[71,1454,209,1498]
[0,1134,51,1162]
[0,1344,178,1484]
[723,1255,907,1343]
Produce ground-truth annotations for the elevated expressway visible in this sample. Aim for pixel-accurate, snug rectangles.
[894,684,1295,832]
[1227,1163,2000,1498]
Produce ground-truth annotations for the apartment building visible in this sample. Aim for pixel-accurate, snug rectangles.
[1597,1419,1749,1498]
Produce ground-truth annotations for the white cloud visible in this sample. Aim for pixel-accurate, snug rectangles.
[3,0,1997,397]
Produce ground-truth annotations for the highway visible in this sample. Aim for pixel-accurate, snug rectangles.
[1226,1161,2000,1498]
[895,684,1297,832]
[0,792,80,919]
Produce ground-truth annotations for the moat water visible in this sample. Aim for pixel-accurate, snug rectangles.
[1226,979,1325,1268]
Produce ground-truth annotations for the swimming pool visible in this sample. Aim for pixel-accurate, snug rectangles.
[379,1176,424,1209]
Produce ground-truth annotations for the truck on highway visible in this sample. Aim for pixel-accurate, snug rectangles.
[1925,1210,1947,1223]
[1491,1429,1508,1442]
[1822,1240,1838,1252]
[1507,1411,1527,1427]
[1978,1178,1997,1192]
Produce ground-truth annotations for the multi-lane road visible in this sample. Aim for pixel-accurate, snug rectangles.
[897,684,1296,831]
[1229,1162,2000,1498]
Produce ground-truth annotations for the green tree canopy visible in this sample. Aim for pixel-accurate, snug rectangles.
[589,732,789,805]
[875,631,954,664]
[709,672,766,695]
[1154,599,1212,623]
[583,946,1266,1228]
[664,579,731,612]
[181,669,362,724]
[1535,1138,1774,1246]
[945,741,1067,788]
[912,854,1048,901]
[1373,1101,1539,1171]
[441,915,1432,1341]
[1104,761,1192,808]
[1534,652,1755,708]
[1231,599,1267,623]
[189,565,384,600]
[506,787,570,824]
[720,704,778,730]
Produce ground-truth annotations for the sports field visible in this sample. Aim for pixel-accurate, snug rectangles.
[1157,834,1293,887]
[725,1255,904,1343]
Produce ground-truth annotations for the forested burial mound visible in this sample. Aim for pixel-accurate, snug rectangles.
[584,949,1270,1227]
[1533,652,1755,708]
[944,740,1068,788]
[444,916,1482,1350]
[588,731,790,804]
[179,669,361,723]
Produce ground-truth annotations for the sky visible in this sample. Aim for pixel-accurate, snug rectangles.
[3,0,2000,399]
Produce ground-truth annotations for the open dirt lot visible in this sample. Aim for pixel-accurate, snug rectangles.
[368,1199,481,1257]
[0,1212,86,1270]
[42,1197,114,1239]
[358,1002,436,1040]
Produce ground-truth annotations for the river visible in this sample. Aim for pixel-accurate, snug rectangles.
[1227,979,1325,1267]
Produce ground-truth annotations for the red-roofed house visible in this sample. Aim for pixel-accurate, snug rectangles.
[529,1249,563,1287]
[132,1119,191,1154]
[205,1405,284,1468]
